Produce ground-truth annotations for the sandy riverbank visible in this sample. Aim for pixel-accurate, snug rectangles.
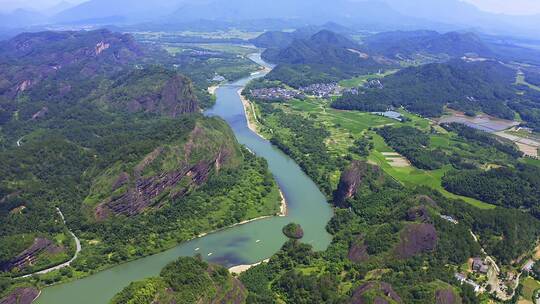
[226,191,286,275]
[278,188,287,217]
[238,89,268,139]
[208,85,219,95]
[229,258,270,274]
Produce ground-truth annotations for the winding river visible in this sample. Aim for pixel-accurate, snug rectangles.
[35,53,333,304]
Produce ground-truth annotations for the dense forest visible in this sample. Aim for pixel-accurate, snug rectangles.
[0,29,281,301]
[263,30,393,88]
[442,164,540,218]
[525,71,540,87]
[332,59,521,118]
[110,256,247,304]
[111,162,540,303]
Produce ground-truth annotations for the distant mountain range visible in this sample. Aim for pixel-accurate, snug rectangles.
[363,30,494,59]
[1,0,540,40]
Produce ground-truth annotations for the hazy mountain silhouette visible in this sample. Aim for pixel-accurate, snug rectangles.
[0,0,536,39]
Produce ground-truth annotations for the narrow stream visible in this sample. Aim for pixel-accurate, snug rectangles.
[35,53,333,304]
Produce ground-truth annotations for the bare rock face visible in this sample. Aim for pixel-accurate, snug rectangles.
[31,106,48,120]
[95,160,217,220]
[395,223,437,259]
[435,289,461,304]
[348,235,369,263]
[94,124,234,220]
[0,238,58,272]
[350,282,402,304]
[159,75,200,117]
[334,161,369,208]
[0,287,40,304]
[125,73,200,118]
[216,278,248,304]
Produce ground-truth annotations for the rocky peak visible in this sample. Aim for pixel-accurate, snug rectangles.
[333,161,369,208]
[160,74,200,117]
[95,41,111,55]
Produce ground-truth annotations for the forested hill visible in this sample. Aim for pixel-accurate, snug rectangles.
[362,30,493,59]
[0,29,282,300]
[0,30,143,97]
[0,30,204,131]
[262,30,362,65]
[262,30,394,87]
[110,257,248,304]
[250,23,355,49]
[333,58,540,122]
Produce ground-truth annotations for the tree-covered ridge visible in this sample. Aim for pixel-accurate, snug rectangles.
[263,30,394,88]
[110,256,247,304]
[332,59,523,118]
[0,115,281,278]
[362,30,493,60]
[93,66,200,117]
[0,29,144,98]
[442,163,540,219]
[83,117,242,220]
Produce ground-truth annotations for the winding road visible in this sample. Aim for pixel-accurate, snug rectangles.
[19,208,81,279]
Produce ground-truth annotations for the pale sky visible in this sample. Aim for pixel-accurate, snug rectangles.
[0,0,85,12]
[463,0,540,15]
[2,0,540,15]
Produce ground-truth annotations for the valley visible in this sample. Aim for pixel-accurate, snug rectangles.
[1,15,540,304]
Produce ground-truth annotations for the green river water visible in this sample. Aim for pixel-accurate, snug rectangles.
[35,53,333,304]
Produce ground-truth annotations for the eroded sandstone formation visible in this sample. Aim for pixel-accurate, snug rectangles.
[334,161,369,208]
[0,238,62,272]
[0,287,39,304]
[395,223,437,259]
[350,282,402,304]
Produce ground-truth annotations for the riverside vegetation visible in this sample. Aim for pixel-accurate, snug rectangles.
[4,26,540,304]
[109,29,540,304]
[0,29,280,301]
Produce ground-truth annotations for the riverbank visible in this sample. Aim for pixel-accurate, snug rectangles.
[194,189,288,240]
[238,88,267,140]
[229,258,270,274]
[208,85,219,95]
[33,52,333,304]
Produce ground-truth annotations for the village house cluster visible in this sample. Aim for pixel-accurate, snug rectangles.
[249,87,304,101]
[299,83,341,98]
